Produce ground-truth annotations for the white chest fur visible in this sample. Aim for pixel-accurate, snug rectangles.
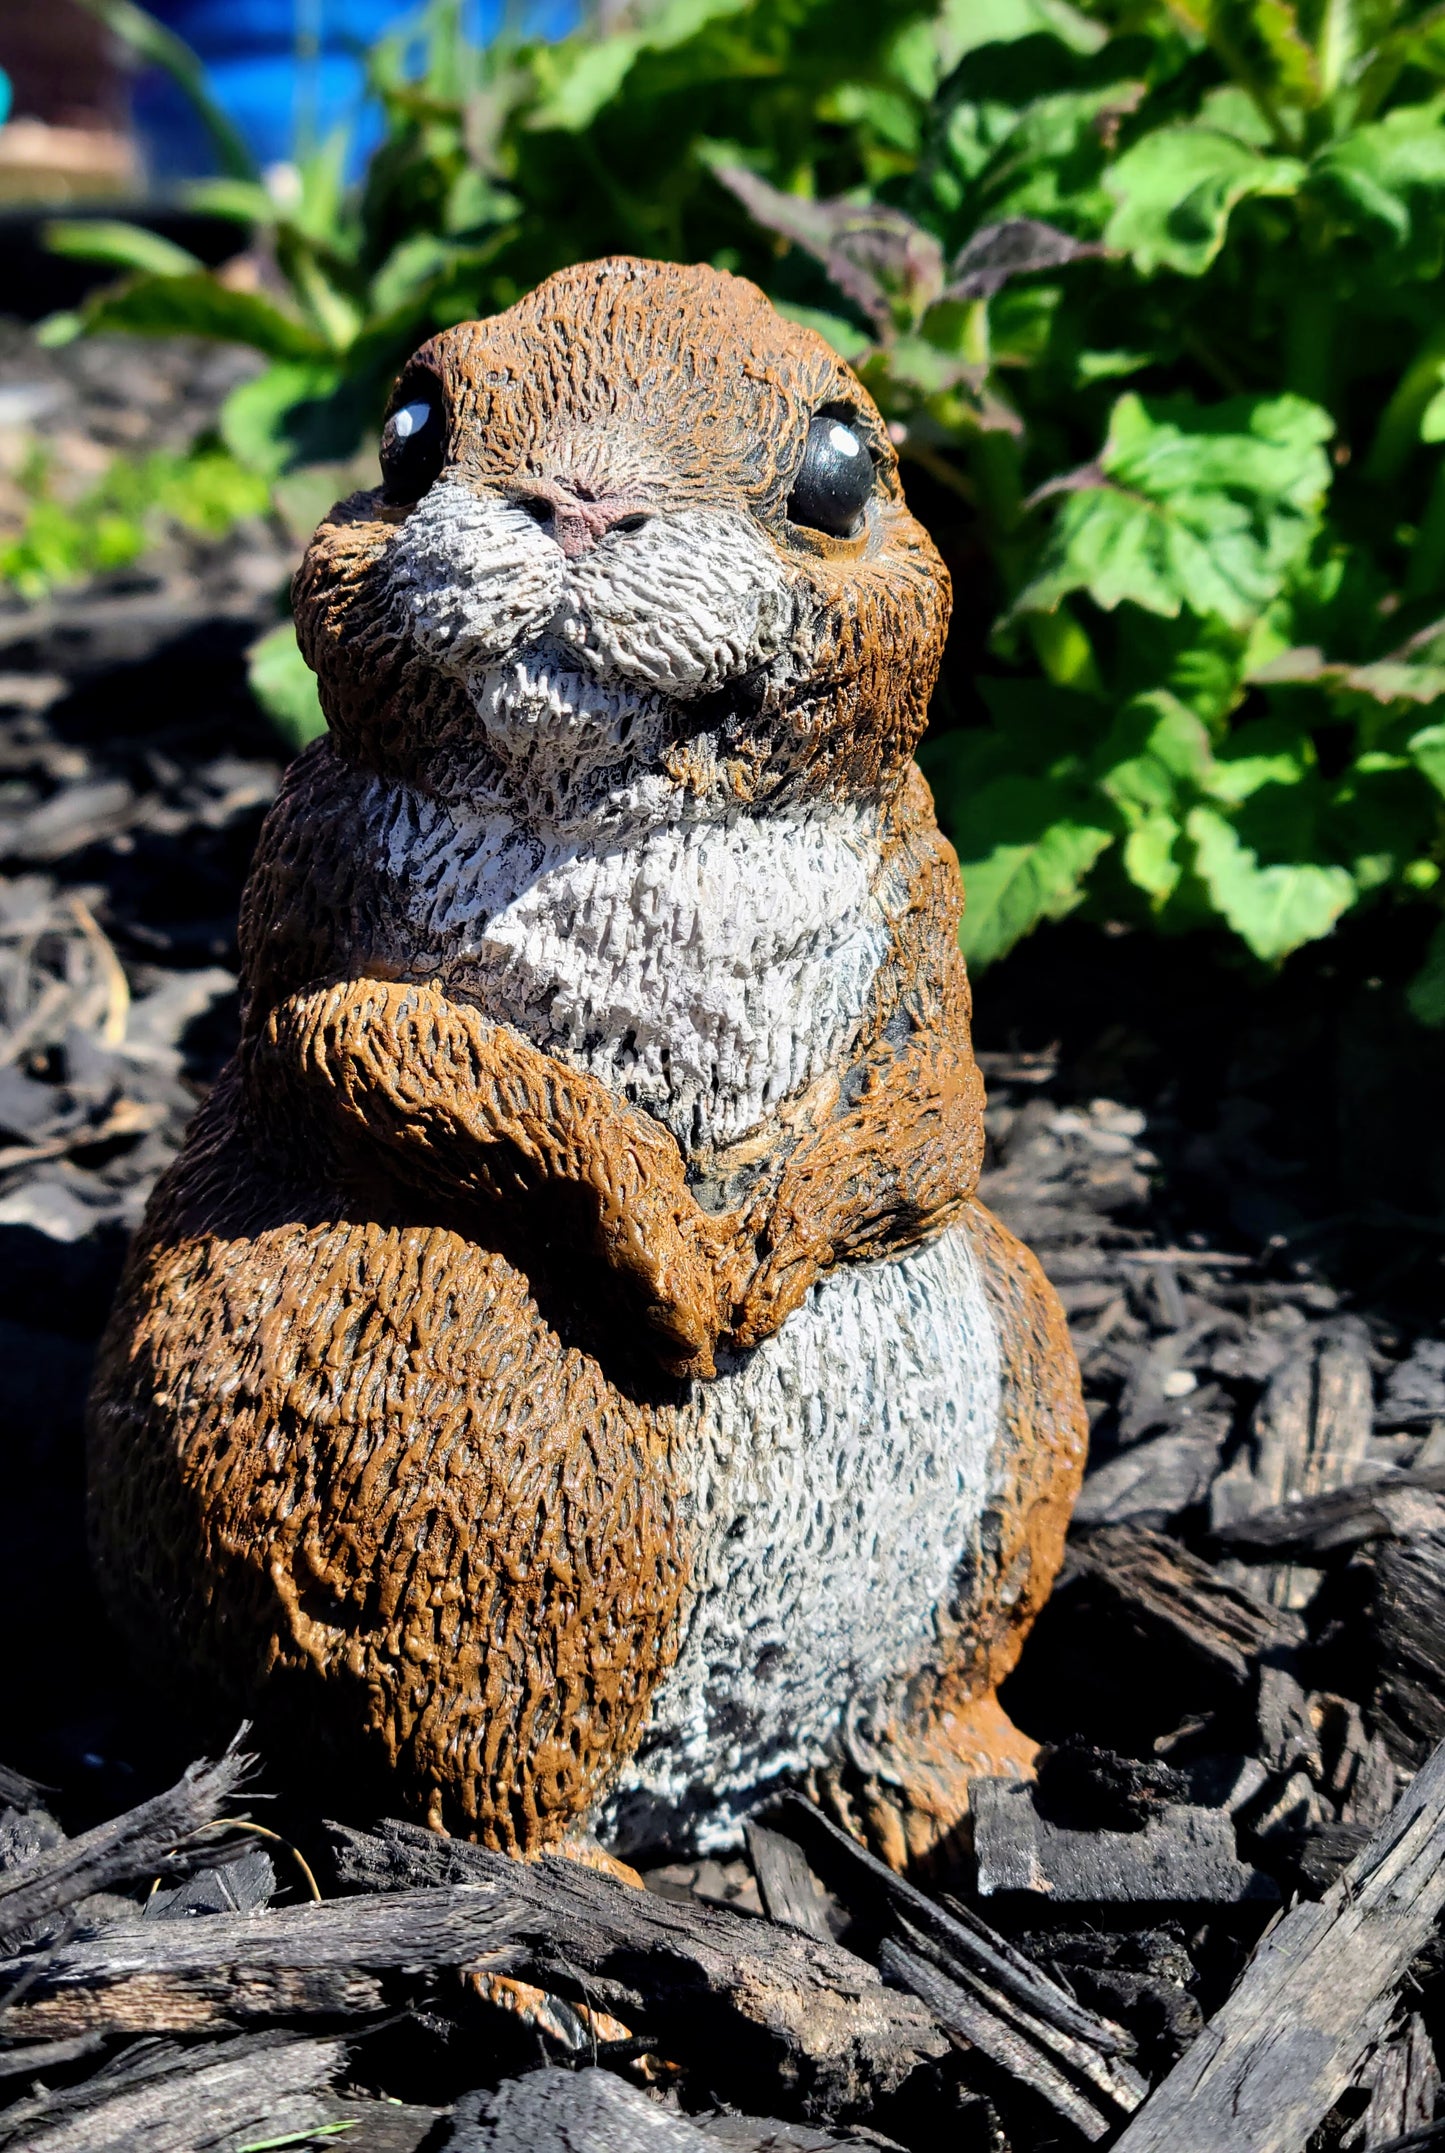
[369,783,897,1149]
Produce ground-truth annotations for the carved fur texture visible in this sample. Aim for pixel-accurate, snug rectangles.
[87,258,1087,1861]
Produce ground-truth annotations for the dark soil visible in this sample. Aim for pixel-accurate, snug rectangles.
[1,327,1442,2152]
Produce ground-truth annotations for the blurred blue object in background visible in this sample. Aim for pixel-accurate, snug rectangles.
[131,0,540,181]
[0,69,11,130]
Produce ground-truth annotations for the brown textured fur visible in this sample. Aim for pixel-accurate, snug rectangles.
[87,258,1086,1862]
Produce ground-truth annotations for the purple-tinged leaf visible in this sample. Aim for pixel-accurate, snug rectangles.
[713,164,944,332]
[946,219,1105,301]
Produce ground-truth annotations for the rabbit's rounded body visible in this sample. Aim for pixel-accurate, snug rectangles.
[89,258,1086,1864]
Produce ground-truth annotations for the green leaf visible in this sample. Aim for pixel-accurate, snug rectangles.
[184,178,279,227]
[1205,712,1312,803]
[44,220,203,277]
[247,624,327,752]
[34,312,83,349]
[770,303,875,362]
[235,2123,358,2153]
[528,0,751,134]
[220,363,351,479]
[1307,101,1445,276]
[1407,919,1445,1027]
[153,448,270,535]
[1016,391,1333,630]
[529,37,648,131]
[1185,802,1355,958]
[1095,693,1212,807]
[1121,811,1186,901]
[74,275,329,362]
[1104,126,1304,275]
[930,37,1144,234]
[1409,721,1445,799]
[956,780,1114,964]
[1167,0,1320,117]
[1092,692,1214,902]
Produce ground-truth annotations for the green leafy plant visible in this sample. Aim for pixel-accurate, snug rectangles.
[53,0,952,478]
[45,0,1445,1007]
[0,444,268,600]
[713,0,1445,1006]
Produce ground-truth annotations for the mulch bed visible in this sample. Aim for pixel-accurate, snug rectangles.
[1,329,1443,2153]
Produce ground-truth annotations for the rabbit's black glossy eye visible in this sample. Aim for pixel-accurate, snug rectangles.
[787,415,874,538]
[381,380,446,504]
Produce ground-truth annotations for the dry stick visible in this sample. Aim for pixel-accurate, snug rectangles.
[0,1742,254,1951]
[1110,1730,1445,2153]
[880,1937,1118,2144]
[767,1791,1140,2057]
[0,1861,949,2121]
[761,1794,1145,2135]
[0,2031,348,2153]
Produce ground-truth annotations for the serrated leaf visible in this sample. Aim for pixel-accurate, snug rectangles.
[945,217,1103,296]
[712,164,945,332]
[247,624,327,752]
[952,776,1113,965]
[932,44,1142,236]
[1104,126,1303,275]
[1185,802,1355,958]
[1407,920,1445,1026]
[1094,693,1212,901]
[1016,391,1332,629]
[1307,101,1445,276]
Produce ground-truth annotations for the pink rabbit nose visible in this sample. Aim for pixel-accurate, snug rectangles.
[511,477,653,560]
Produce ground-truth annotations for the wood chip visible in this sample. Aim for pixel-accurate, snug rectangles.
[744,1823,833,1944]
[1372,1520,1445,1767]
[1210,1323,1375,1607]
[970,1779,1275,1906]
[1066,1525,1304,1684]
[1109,1730,1445,2152]
[324,1825,949,2121]
[0,2030,346,2153]
[0,1741,252,1951]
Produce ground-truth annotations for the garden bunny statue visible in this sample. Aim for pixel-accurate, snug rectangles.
[88,258,1087,1869]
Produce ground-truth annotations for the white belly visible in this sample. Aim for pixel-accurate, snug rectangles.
[602,1223,1002,1854]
